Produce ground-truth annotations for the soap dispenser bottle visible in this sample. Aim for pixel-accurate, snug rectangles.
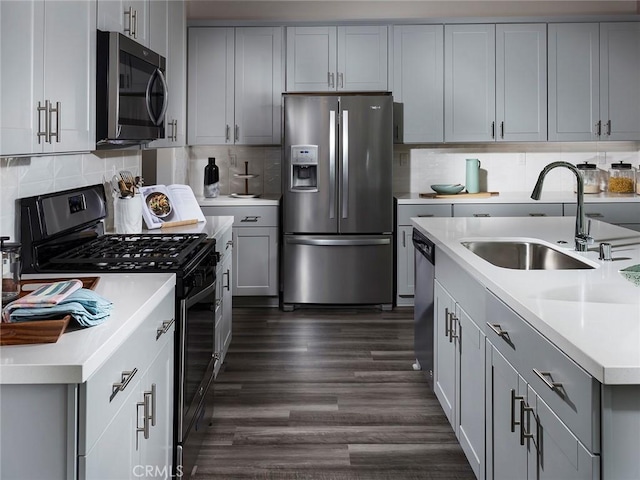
[204,157,220,198]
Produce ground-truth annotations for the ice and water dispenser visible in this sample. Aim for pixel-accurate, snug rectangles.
[290,145,318,192]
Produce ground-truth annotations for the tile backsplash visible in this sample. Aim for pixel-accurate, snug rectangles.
[0,150,141,241]
[3,142,638,242]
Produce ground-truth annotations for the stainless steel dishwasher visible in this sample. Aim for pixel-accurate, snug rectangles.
[412,228,435,389]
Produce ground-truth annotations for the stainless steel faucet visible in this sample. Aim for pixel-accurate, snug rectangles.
[531,161,593,252]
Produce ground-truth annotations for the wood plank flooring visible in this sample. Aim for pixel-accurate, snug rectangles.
[193,307,475,479]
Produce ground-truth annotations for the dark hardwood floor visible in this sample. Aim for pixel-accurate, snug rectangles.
[193,307,475,479]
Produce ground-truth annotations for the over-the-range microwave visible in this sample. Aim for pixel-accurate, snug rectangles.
[96,30,168,148]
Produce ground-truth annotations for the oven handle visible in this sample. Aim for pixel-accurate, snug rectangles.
[185,281,216,309]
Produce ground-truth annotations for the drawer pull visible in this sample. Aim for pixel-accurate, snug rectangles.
[223,269,231,291]
[444,308,451,339]
[147,383,156,427]
[241,216,260,222]
[156,319,175,340]
[585,213,604,218]
[520,400,535,446]
[110,368,138,402]
[473,213,491,217]
[487,322,509,339]
[417,214,434,218]
[533,368,564,393]
[449,314,459,342]
[528,213,547,217]
[226,240,233,250]
[510,389,524,433]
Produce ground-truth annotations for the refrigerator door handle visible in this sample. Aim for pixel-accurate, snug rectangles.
[285,237,390,247]
[329,110,336,219]
[342,110,349,219]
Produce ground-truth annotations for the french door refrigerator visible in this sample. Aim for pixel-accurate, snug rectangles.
[282,93,393,309]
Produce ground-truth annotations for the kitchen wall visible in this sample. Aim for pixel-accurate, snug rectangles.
[186,143,640,197]
[0,151,141,242]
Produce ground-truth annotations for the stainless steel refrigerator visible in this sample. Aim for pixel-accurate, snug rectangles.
[282,93,393,309]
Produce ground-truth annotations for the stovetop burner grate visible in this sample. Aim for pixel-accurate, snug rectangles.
[49,233,208,266]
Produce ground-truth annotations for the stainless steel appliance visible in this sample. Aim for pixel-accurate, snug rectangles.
[19,184,216,479]
[282,93,393,309]
[412,228,435,388]
[96,30,168,147]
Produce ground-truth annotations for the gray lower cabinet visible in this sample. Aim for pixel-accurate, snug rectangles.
[201,205,279,298]
[564,202,640,232]
[434,252,486,480]
[453,203,563,218]
[213,222,233,378]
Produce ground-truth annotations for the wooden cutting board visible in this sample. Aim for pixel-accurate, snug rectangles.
[419,192,500,199]
[0,277,100,346]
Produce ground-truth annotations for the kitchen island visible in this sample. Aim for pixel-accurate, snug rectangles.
[412,215,640,479]
[0,273,176,479]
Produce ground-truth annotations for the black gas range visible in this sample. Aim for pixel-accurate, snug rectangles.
[20,184,217,479]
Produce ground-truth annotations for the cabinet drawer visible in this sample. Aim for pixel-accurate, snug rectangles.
[200,206,278,227]
[79,293,175,454]
[214,226,233,265]
[486,291,599,452]
[397,204,452,225]
[565,202,639,225]
[454,203,563,217]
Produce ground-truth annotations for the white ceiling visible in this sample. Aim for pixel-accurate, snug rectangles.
[185,0,640,22]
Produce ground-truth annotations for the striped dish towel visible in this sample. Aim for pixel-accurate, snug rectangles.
[2,279,83,322]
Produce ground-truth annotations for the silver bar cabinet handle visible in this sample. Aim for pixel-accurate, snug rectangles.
[328,72,334,88]
[37,100,48,143]
[449,314,458,342]
[520,400,535,446]
[510,389,523,433]
[225,124,230,142]
[235,124,239,142]
[125,6,134,36]
[329,110,336,219]
[606,120,612,136]
[48,101,60,143]
[445,308,451,339]
[402,230,406,248]
[491,121,495,139]
[486,322,509,338]
[533,368,563,392]
[111,368,138,402]
[595,120,602,137]
[223,269,230,291]
[148,384,156,427]
[241,216,259,222]
[338,72,344,88]
[342,109,349,219]
[132,8,138,38]
[500,121,504,139]
[156,318,175,340]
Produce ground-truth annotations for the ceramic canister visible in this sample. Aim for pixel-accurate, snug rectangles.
[466,158,481,193]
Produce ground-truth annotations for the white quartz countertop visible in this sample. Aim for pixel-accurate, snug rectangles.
[396,191,640,204]
[412,215,640,385]
[197,194,281,207]
[0,273,175,385]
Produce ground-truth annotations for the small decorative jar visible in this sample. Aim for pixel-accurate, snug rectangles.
[575,162,601,194]
[607,161,636,193]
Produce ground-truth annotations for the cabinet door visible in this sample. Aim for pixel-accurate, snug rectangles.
[42,0,95,154]
[397,226,415,298]
[234,27,283,145]
[496,24,547,142]
[286,26,336,92]
[457,305,486,480]
[0,0,42,156]
[233,226,278,296]
[187,27,234,145]
[97,0,149,46]
[600,22,640,141]
[81,384,139,479]
[138,338,174,477]
[392,25,444,143]
[337,26,388,91]
[434,280,457,427]
[149,0,185,148]
[148,0,168,58]
[548,23,600,141]
[445,24,496,142]
[486,346,528,480]
[529,387,599,480]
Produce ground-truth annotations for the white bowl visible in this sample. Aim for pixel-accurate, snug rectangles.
[431,184,465,195]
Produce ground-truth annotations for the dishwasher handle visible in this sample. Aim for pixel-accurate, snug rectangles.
[412,229,435,265]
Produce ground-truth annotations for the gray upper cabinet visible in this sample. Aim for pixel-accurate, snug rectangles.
[600,22,640,141]
[392,25,444,143]
[549,22,640,142]
[187,27,283,145]
[445,24,496,142]
[445,23,547,143]
[286,26,387,92]
[496,23,547,142]
[548,23,600,141]
[97,0,149,47]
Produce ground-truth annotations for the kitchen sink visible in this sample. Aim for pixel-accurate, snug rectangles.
[461,240,595,270]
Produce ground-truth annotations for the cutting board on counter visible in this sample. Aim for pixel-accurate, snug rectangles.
[0,277,100,346]
[419,192,500,199]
